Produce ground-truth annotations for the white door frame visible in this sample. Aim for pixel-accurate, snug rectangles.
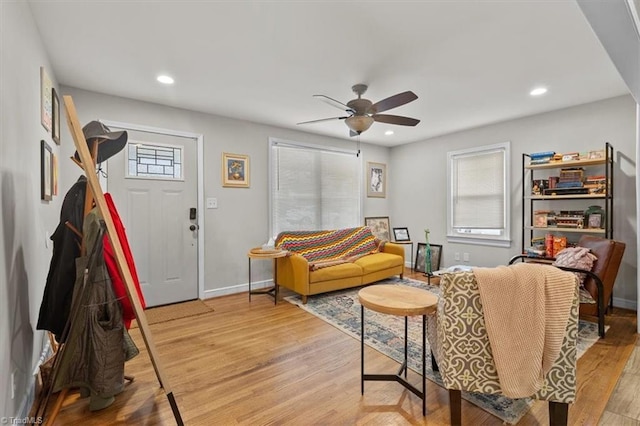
[101,119,205,301]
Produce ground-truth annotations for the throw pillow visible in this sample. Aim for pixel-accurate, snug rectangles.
[552,246,597,286]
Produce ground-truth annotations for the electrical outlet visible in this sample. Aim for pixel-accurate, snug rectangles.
[206,198,218,209]
[11,371,15,399]
[454,252,460,261]
[463,252,470,262]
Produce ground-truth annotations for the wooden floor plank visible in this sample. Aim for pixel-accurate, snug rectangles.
[43,271,637,425]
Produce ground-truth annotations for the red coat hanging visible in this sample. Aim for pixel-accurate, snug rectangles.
[103,193,146,329]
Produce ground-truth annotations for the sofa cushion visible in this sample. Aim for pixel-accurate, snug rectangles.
[309,262,363,283]
[354,252,403,274]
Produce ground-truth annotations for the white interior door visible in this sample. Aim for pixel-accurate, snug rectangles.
[106,129,198,307]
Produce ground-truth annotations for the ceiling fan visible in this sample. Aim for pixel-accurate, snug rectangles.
[297,84,420,136]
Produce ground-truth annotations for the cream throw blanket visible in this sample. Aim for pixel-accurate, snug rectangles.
[473,263,577,398]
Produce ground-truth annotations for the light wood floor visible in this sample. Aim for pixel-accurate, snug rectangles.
[46,271,637,425]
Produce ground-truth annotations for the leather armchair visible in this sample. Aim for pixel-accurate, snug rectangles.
[510,235,626,337]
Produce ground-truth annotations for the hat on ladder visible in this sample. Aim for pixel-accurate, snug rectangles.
[74,121,128,164]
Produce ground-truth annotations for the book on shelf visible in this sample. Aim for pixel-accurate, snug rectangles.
[543,187,590,196]
[530,151,555,159]
[530,157,553,165]
[556,181,583,188]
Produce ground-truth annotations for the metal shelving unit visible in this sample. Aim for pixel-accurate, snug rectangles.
[521,142,613,256]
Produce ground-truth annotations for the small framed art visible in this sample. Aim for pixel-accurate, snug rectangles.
[222,152,250,188]
[392,227,410,242]
[415,243,442,274]
[40,67,52,133]
[364,216,390,241]
[588,213,602,228]
[52,87,60,144]
[41,140,53,201]
[366,162,386,198]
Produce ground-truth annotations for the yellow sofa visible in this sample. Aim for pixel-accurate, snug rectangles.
[275,227,405,303]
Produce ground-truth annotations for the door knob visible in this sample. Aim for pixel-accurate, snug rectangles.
[189,224,199,231]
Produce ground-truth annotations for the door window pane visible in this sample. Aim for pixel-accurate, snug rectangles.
[126,141,183,180]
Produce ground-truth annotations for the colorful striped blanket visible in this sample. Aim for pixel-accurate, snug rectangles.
[275,227,381,270]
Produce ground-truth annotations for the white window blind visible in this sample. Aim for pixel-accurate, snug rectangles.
[270,139,361,237]
[447,142,511,246]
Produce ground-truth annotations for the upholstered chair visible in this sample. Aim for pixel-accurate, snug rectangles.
[427,268,579,425]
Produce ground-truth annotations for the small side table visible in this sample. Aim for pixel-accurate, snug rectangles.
[358,284,438,416]
[247,248,288,305]
[393,240,414,272]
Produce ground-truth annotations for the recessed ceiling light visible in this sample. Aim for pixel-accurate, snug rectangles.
[384,130,394,136]
[530,87,547,96]
[157,75,174,85]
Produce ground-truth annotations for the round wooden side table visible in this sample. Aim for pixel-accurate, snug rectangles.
[358,284,438,416]
[247,247,288,304]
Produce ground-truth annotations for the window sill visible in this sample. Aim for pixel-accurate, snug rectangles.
[446,235,512,248]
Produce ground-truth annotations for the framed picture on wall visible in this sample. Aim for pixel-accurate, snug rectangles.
[366,162,386,198]
[41,140,53,201]
[364,216,391,241]
[415,243,442,274]
[40,67,52,133]
[52,87,61,145]
[222,152,250,188]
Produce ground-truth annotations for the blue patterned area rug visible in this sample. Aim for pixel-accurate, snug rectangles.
[284,276,604,424]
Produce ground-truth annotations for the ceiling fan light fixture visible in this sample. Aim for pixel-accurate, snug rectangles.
[345,115,374,133]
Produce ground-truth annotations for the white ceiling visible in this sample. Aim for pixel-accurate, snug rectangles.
[28,0,629,147]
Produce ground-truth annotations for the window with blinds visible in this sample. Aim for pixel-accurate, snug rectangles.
[269,138,362,238]
[447,142,511,247]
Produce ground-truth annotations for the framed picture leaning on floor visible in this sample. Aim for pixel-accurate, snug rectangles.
[415,243,442,274]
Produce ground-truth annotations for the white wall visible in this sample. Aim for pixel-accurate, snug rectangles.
[58,87,391,298]
[0,0,62,417]
[390,95,637,309]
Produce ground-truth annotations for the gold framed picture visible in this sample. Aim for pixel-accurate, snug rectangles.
[222,152,250,188]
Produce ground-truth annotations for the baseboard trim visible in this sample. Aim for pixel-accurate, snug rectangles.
[203,279,273,299]
[612,297,637,311]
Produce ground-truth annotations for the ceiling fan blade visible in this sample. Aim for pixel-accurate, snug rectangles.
[371,91,418,113]
[297,116,348,125]
[372,114,420,126]
[313,95,355,113]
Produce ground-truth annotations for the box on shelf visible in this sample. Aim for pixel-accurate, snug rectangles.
[561,152,580,161]
[553,236,567,255]
[559,167,584,183]
[543,233,569,258]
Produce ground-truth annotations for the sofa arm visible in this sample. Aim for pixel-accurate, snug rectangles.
[382,242,405,261]
[276,253,310,296]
